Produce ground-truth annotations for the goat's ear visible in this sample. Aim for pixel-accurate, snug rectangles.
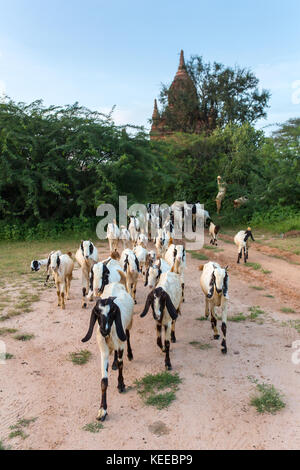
[47,256,51,271]
[89,242,94,255]
[57,256,61,268]
[198,264,204,271]
[225,265,229,271]
[113,305,127,342]
[144,268,149,287]
[165,293,178,320]
[80,240,84,251]
[89,266,94,292]
[82,307,98,342]
[140,291,154,318]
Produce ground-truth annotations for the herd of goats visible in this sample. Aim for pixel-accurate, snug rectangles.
[30,202,255,421]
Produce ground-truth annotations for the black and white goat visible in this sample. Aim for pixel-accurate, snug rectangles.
[49,251,74,310]
[209,221,221,246]
[144,258,171,289]
[31,251,61,286]
[82,282,134,421]
[234,228,255,264]
[120,249,140,304]
[141,269,181,370]
[128,216,140,247]
[199,261,229,354]
[75,241,99,308]
[107,221,120,253]
[87,258,126,299]
[164,243,186,302]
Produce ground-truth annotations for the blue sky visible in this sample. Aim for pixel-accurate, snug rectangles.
[0,0,300,133]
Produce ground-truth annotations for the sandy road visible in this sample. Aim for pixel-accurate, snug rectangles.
[1,236,300,450]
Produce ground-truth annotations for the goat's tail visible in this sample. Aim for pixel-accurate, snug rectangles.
[171,258,180,274]
[198,264,204,271]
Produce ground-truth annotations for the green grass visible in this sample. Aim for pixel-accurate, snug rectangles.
[10,418,37,429]
[203,245,224,252]
[0,328,18,336]
[228,313,247,322]
[145,392,177,410]
[0,353,14,361]
[280,307,296,314]
[246,262,262,271]
[83,422,104,433]
[69,350,91,365]
[189,341,212,350]
[187,251,209,261]
[264,294,274,299]
[196,317,208,321]
[249,380,286,414]
[250,286,264,291]
[0,440,9,450]
[8,430,28,440]
[249,306,265,320]
[135,372,182,410]
[261,269,272,275]
[14,334,34,342]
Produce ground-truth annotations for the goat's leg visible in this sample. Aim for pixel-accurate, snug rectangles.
[221,298,228,354]
[112,350,118,371]
[205,297,209,319]
[81,269,89,308]
[181,283,185,303]
[66,275,71,300]
[56,282,61,307]
[60,284,65,310]
[133,281,137,305]
[117,348,125,393]
[156,323,163,350]
[210,306,220,340]
[126,329,133,361]
[171,320,176,343]
[164,323,172,370]
[96,342,109,422]
[237,249,242,264]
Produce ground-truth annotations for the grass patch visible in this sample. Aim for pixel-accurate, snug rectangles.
[0,440,9,450]
[196,317,208,321]
[189,341,212,350]
[264,294,274,299]
[14,334,34,342]
[261,269,272,274]
[187,251,209,261]
[249,379,286,414]
[0,328,17,336]
[280,307,296,314]
[8,430,28,440]
[249,306,265,320]
[135,372,182,410]
[246,262,262,271]
[228,313,247,322]
[83,422,104,433]
[250,286,264,291]
[69,350,91,365]
[0,353,14,361]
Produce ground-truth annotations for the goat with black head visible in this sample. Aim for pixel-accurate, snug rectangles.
[141,269,182,370]
[199,261,229,354]
[49,251,74,310]
[234,228,255,264]
[82,282,134,422]
[75,240,99,308]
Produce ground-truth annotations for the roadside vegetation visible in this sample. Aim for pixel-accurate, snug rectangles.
[135,372,182,410]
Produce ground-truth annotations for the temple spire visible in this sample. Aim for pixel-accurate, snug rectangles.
[179,50,185,69]
[152,99,159,120]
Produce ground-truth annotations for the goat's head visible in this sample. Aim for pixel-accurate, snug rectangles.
[141,287,178,322]
[81,240,94,260]
[50,252,61,272]
[90,263,110,297]
[146,260,162,289]
[82,297,126,342]
[210,265,228,296]
[31,260,41,272]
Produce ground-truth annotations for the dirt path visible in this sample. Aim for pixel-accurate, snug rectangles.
[1,237,300,450]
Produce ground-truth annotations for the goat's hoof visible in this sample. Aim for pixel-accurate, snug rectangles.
[134,300,137,305]
[221,348,227,355]
[214,334,220,340]
[128,353,133,361]
[171,334,176,344]
[112,361,118,371]
[61,305,65,310]
[82,303,87,309]
[118,384,125,393]
[96,409,107,422]
[165,364,172,371]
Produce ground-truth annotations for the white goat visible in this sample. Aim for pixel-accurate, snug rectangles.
[75,240,99,308]
[209,222,221,246]
[144,258,171,289]
[87,258,126,299]
[199,261,229,354]
[155,228,170,257]
[120,226,131,250]
[137,232,148,248]
[141,269,181,370]
[107,221,120,253]
[133,245,148,278]
[164,243,186,302]
[50,251,74,310]
[234,228,255,264]
[82,282,134,421]
[120,249,140,304]
[129,216,140,247]
[31,251,62,286]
